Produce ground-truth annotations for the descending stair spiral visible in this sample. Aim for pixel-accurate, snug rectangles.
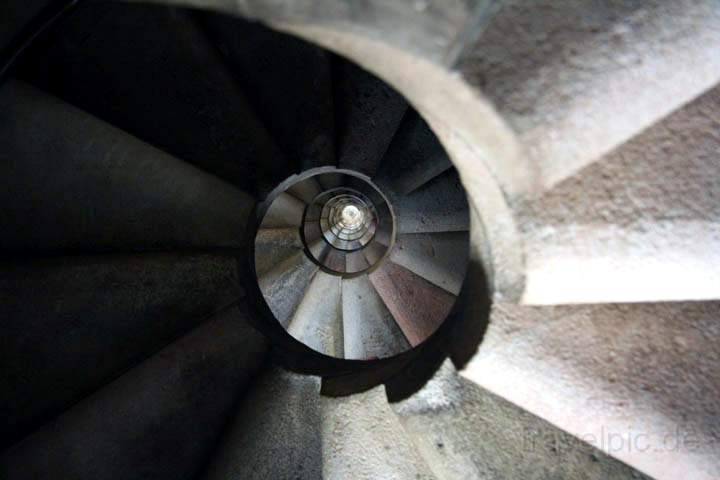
[255,166,468,360]
[0,0,475,467]
[2,0,715,479]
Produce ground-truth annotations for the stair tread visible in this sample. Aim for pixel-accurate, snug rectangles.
[205,368,434,480]
[346,250,371,272]
[258,251,319,328]
[286,176,323,204]
[369,261,456,346]
[0,80,255,252]
[196,12,336,170]
[463,300,720,479]
[254,227,303,277]
[260,192,306,229]
[334,59,407,177]
[288,271,344,357]
[392,361,650,480]
[0,252,243,449]
[0,306,267,480]
[319,385,435,480]
[342,274,410,359]
[362,241,387,265]
[322,247,347,273]
[375,110,453,195]
[202,367,323,480]
[390,232,469,295]
[386,169,469,234]
[16,2,289,193]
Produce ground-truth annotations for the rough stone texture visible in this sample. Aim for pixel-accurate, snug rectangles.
[286,176,323,204]
[448,240,492,373]
[369,260,455,346]
[457,0,720,191]
[254,227,303,277]
[196,11,336,170]
[310,238,350,273]
[260,192,306,229]
[374,109,453,195]
[463,301,720,480]
[0,80,254,252]
[390,231,469,295]
[134,0,495,67]
[342,274,410,360]
[518,83,720,304]
[322,247,347,273]
[0,306,268,480]
[0,252,242,449]
[288,271,344,358]
[307,236,327,260]
[202,367,323,480]
[203,368,434,479]
[259,250,319,327]
[320,384,435,480]
[362,241,387,265]
[17,2,290,193]
[335,59,407,176]
[5,4,718,480]
[395,361,650,480]
[346,249,371,272]
[385,168,469,235]
[269,17,526,299]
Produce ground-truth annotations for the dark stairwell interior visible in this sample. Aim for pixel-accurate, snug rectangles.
[0,2,492,478]
[3,1,717,479]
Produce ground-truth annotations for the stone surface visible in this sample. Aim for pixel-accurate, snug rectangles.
[375,109,452,195]
[385,169,469,235]
[395,361,650,480]
[286,176,323,204]
[5,4,718,480]
[320,385,435,480]
[254,227,303,277]
[18,2,290,193]
[322,247,347,272]
[0,80,255,251]
[519,84,720,304]
[362,241,386,265]
[463,301,720,480]
[196,11,336,170]
[288,271,344,357]
[369,261,456,346]
[0,252,242,449]
[335,59,408,176]
[204,368,434,480]
[342,274,410,359]
[0,306,268,480]
[136,0,494,67]
[346,249,371,272]
[458,0,720,191]
[390,231,469,295]
[260,192,306,229]
[202,367,323,480]
[258,250,319,327]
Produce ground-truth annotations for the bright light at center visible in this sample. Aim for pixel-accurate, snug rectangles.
[340,205,363,227]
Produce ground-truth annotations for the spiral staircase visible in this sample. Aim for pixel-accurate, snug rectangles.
[1,1,719,479]
[255,165,467,360]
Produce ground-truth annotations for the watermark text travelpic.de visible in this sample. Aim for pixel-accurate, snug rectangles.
[522,425,710,455]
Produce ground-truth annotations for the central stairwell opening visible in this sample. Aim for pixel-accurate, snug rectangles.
[0,2,494,477]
